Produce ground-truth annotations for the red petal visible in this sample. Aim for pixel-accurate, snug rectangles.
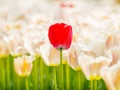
[48,23,72,50]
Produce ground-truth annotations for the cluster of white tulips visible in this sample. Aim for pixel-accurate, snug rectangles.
[0,0,120,90]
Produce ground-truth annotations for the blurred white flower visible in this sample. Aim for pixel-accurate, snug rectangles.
[39,43,70,66]
[0,39,9,55]
[68,43,82,71]
[88,39,105,57]
[22,27,47,55]
[78,54,111,80]
[14,55,35,77]
[100,61,120,90]
[4,35,28,55]
[39,43,60,66]
[68,43,95,71]
[105,33,120,65]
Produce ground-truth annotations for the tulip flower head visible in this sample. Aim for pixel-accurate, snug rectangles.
[40,43,60,66]
[105,34,120,65]
[48,23,72,50]
[100,61,120,90]
[78,54,111,80]
[14,55,34,77]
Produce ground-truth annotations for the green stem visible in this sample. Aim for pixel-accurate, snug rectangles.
[1,57,5,90]
[17,76,20,90]
[6,56,10,89]
[13,55,20,90]
[34,59,38,90]
[53,67,57,90]
[15,55,21,90]
[60,49,64,90]
[40,59,43,90]
[25,77,29,90]
[66,64,70,90]
[90,80,93,90]
[77,71,81,90]
[94,80,98,90]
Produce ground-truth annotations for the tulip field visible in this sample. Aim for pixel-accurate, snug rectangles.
[1,0,120,90]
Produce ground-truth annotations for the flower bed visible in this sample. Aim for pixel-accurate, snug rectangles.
[0,0,120,90]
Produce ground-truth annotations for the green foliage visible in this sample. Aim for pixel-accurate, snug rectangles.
[0,55,107,90]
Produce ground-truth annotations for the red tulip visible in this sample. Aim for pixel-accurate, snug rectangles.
[48,23,72,50]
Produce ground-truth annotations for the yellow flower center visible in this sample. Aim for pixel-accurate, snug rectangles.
[90,75,101,81]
